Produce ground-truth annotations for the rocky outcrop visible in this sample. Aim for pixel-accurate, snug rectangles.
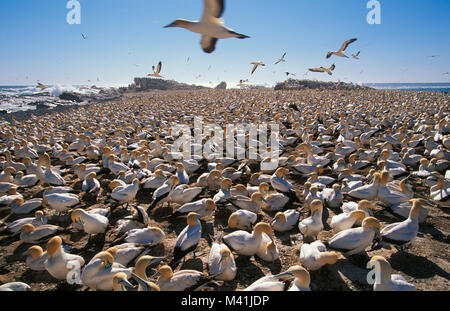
[274,79,372,91]
[59,92,83,102]
[215,82,227,89]
[129,78,209,91]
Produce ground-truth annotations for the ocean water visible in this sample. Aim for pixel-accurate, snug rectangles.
[364,83,450,93]
[0,85,104,113]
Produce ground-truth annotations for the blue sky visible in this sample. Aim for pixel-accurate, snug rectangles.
[0,0,449,87]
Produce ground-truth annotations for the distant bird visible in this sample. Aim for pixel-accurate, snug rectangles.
[285,72,296,77]
[309,64,336,76]
[208,65,212,71]
[275,52,286,65]
[327,38,357,59]
[444,72,450,75]
[187,57,190,62]
[196,74,202,79]
[36,83,48,90]
[148,62,163,78]
[81,33,88,40]
[251,62,265,75]
[164,0,250,53]
[352,51,361,60]
[428,55,438,58]
[237,80,247,87]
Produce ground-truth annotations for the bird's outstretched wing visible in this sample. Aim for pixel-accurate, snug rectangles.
[37,83,48,90]
[201,36,218,54]
[251,64,258,74]
[339,38,357,52]
[309,67,325,73]
[202,0,225,21]
[156,61,162,74]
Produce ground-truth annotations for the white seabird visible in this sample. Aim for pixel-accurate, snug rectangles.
[164,0,249,53]
[326,38,357,59]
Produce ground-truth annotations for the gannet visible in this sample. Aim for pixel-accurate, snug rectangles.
[142,169,167,190]
[243,267,296,291]
[26,245,48,271]
[132,256,165,291]
[227,192,264,213]
[81,251,132,291]
[0,167,15,183]
[20,223,62,243]
[148,61,163,78]
[170,212,202,268]
[299,199,324,240]
[208,234,237,281]
[227,209,257,230]
[223,222,273,256]
[250,61,265,75]
[0,282,31,291]
[112,272,135,291]
[71,208,109,235]
[156,265,217,291]
[380,199,424,246]
[82,172,100,193]
[287,265,311,291]
[271,210,300,232]
[275,52,286,65]
[326,38,357,58]
[149,176,179,210]
[348,172,381,200]
[330,210,366,232]
[42,192,79,213]
[123,226,165,245]
[309,64,336,76]
[13,171,38,187]
[300,240,340,271]
[172,198,216,220]
[164,0,250,53]
[351,51,361,59]
[44,236,85,280]
[213,178,232,203]
[328,217,381,256]
[8,210,47,233]
[322,184,343,208]
[36,83,48,90]
[368,256,416,291]
[111,178,139,205]
[10,198,42,215]
[168,184,203,204]
[256,233,279,263]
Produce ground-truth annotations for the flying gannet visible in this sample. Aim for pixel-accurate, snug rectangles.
[309,64,336,76]
[251,62,265,75]
[327,38,357,59]
[164,0,249,53]
[352,51,361,59]
[148,61,163,78]
[275,52,286,65]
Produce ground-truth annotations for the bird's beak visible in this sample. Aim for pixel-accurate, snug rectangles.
[164,22,177,28]
[119,278,135,289]
[276,271,294,280]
